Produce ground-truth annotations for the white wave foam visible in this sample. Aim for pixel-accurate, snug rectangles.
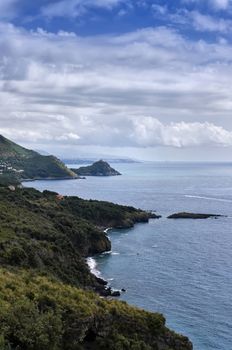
[185,195,232,203]
[111,252,120,256]
[101,250,112,255]
[86,257,101,278]
[104,227,112,233]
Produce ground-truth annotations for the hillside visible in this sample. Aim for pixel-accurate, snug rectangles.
[0,135,76,184]
[0,187,192,350]
[72,160,121,176]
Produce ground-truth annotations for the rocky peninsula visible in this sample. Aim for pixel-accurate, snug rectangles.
[71,159,121,176]
[0,135,76,186]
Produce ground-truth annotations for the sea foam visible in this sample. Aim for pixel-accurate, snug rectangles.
[86,257,101,277]
[184,195,232,203]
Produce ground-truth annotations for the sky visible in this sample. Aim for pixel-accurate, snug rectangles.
[1,0,232,160]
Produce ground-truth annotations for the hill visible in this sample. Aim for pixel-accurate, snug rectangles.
[0,135,76,185]
[0,187,192,350]
[72,160,121,176]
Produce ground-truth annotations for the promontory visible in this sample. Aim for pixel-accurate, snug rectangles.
[71,159,121,176]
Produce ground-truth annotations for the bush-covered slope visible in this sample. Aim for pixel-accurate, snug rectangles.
[62,196,160,228]
[0,187,157,289]
[0,269,192,350]
[0,187,192,350]
[0,135,76,181]
[0,187,111,290]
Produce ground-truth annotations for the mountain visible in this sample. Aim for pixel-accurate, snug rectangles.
[71,160,121,176]
[0,135,76,184]
[0,186,192,350]
[63,157,140,164]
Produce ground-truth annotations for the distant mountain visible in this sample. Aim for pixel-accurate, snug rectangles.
[0,135,76,185]
[63,157,140,164]
[71,160,121,176]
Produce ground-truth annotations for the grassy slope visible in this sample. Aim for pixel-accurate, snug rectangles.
[0,187,192,350]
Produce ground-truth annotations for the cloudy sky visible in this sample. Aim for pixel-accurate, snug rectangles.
[1,0,232,160]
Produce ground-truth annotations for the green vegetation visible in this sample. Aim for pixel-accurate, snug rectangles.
[62,196,158,228]
[0,187,111,289]
[0,173,20,187]
[72,160,121,176]
[167,212,223,219]
[0,187,192,349]
[0,187,156,289]
[0,135,76,184]
[0,268,191,350]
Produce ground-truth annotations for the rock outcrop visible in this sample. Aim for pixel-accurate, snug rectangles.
[71,160,121,176]
[167,212,224,219]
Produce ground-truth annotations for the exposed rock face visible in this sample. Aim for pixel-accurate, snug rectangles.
[167,212,224,219]
[71,160,121,176]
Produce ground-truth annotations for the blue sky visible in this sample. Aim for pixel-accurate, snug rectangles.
[1,0,232,160]
[5,0,232,38]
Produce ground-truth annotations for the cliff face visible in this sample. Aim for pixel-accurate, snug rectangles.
[71,159,121,176]
[0,187,192,350]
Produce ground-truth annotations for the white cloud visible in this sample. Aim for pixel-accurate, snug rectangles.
[41,0,128,18]
[151,4,168,15]
[191,11,232,32]
[132,117,232,147]
[1,23,232,153]
[152,6,232,33]
[184,0,231,10]
[210,0,230,9]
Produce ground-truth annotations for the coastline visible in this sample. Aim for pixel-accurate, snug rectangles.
[22,176,79,182]
[2,182,193,348]
[87,227,119,296]
[86,257,102,278]
[86,227,112,279]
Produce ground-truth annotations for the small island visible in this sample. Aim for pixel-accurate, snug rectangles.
[71,159,121,176]
[167,212,224,219]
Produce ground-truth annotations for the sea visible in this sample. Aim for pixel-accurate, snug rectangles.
[23,162,232,350]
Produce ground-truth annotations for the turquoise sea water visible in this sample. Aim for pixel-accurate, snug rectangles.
[24,162,232,350]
